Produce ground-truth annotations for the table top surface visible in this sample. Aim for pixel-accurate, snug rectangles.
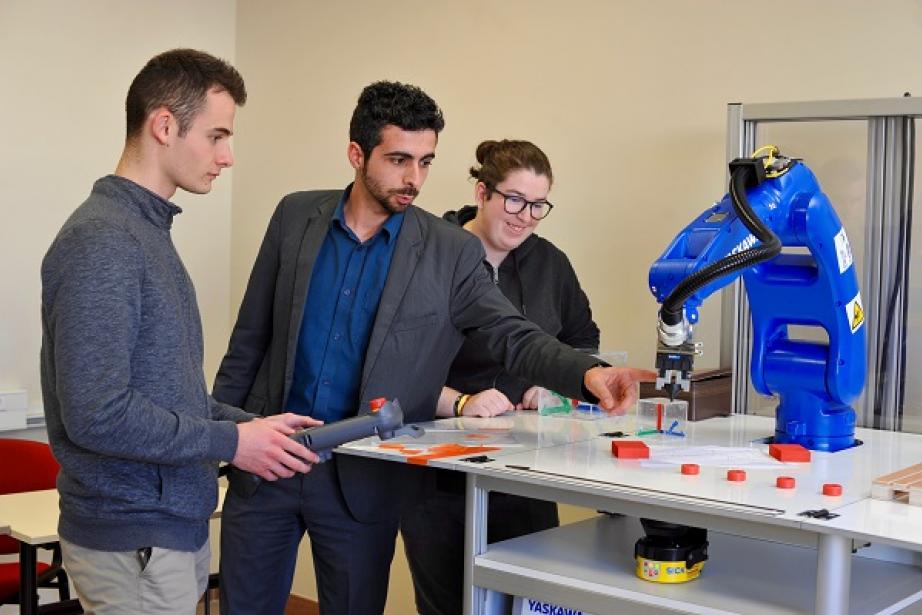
[339,412,922,545]
[0,486,227,545]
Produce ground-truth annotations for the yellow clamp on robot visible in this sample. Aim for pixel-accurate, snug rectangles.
[751,144,795,178]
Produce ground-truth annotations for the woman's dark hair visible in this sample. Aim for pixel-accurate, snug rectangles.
[469,140,553,192]
[349,81,445,157]
[125,48,246,139]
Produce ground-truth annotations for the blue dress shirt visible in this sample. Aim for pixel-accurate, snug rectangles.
[287,187,405,422]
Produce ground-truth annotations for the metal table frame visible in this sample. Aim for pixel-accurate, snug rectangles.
[463,465,859,615]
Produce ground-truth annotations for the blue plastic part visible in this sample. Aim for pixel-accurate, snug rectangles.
[649,162,867,451]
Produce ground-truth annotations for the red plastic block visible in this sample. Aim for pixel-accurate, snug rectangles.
[727,469,747,482]
[768,443,811,462]
[681,463,700,475]
[822,483,843,496]
[611,440,649,459]
[776,476,796,489]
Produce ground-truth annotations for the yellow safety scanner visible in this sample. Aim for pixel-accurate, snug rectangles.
[635,554,706,583]
[633,519,708,584]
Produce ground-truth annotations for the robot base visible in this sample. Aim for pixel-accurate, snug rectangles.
[773,392,859,452]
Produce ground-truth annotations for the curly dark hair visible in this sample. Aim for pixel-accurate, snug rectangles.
[349,81,445,158]
[125,48,246,140]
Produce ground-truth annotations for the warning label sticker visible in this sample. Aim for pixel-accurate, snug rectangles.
[834,227,854,274]
[846,292,865,333]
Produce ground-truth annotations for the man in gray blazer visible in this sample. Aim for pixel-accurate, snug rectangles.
[213,80,652,614]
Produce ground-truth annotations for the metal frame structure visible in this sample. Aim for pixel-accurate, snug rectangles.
[723,98,918,430]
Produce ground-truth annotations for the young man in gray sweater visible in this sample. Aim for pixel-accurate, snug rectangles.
[40,49,321,614]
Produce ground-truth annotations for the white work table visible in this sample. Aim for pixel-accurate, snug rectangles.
[0,490,65,546]
[0,487,226,614]
[338,412,922,615]
[0,488,228,545]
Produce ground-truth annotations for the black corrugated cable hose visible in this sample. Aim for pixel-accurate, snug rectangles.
[660,164,783,327]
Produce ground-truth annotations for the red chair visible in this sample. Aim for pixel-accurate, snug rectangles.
[0,438,71,606]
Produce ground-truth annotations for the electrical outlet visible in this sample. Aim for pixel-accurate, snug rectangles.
[0,389,28,412]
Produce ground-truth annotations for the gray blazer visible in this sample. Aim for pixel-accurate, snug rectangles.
[213,190,597,522]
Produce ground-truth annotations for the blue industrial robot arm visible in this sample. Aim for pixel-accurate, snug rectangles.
[648,148,867,451]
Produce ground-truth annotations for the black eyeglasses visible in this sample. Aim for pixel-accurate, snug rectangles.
[491,188,554,220]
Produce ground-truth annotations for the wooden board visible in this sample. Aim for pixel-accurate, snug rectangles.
[872,462,922,505]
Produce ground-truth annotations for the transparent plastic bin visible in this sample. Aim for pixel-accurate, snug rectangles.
[537,388,575,416]
[536,350,629,418]
[637,397,688,437]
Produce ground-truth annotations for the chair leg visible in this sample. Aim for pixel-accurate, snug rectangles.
[202,572,219,615]
[20,542,40,615]
[58,568,71,601]
[31,599,83,614]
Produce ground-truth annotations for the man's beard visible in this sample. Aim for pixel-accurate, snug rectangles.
[362,167,418,215]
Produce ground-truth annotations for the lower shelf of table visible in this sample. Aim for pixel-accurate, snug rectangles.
[473,515,922,614]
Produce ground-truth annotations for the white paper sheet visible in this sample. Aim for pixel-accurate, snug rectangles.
[641,445,784,469]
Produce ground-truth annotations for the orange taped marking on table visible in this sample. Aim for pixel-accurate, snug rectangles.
[405,444,501,466]
[430,444,464,452]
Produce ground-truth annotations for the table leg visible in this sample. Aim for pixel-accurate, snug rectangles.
[20,542,38,615]
[815,533,852,615]
[464,473,489,615]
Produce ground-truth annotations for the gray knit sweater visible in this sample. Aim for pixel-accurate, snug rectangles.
[41,175,250,552]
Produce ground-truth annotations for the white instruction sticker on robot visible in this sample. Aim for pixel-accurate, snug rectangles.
[834,227,853,274]
[846,292,865,333]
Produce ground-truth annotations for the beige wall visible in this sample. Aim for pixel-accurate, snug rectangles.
[0,1,237,407]
[231,0,922,372]
[6,1,922,613]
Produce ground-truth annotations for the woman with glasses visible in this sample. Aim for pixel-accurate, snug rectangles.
[401,139,600,615]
